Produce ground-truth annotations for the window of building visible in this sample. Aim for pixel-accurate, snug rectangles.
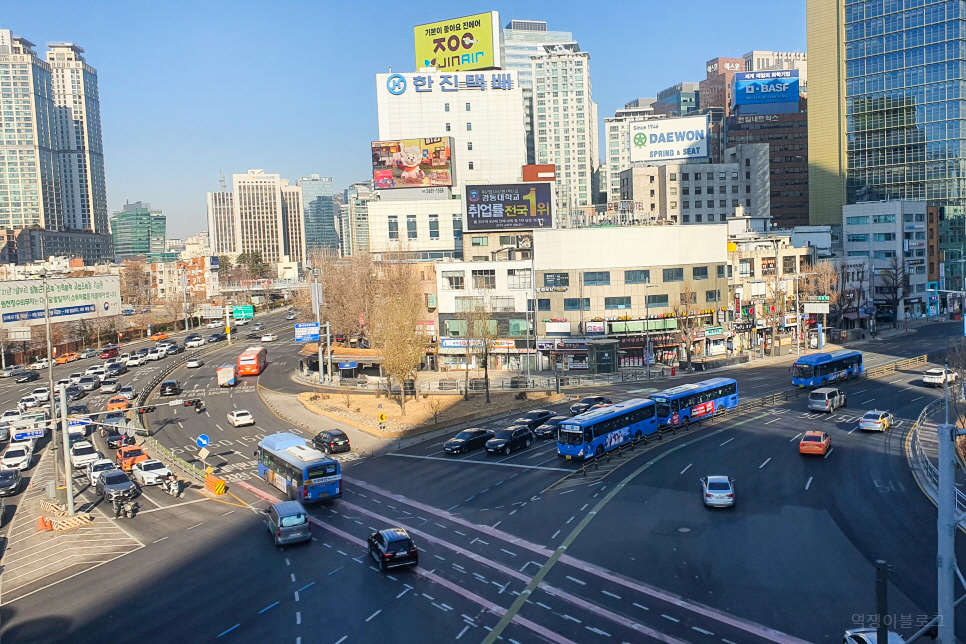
[670,173,677,181]
[872,214,895,224]
[471,269,496,289]
[537,299,551,311]
[745,199,751,208]
[739,258,754,278]
[445,123,451,132]
[465,102,471,111]
[646,294,669,308]
[695,214,703,223]
[453,215,463,242]
[846,216,869,225]
[719,200,727,208]
[695,173,702,180]
[468,161,474,170]
[442,270,464,290]
[467,142,473,151]
[716,264,726,278]
[682,173,690,181]
[663,267,684,282]
[915,213,925,222]
[874,250,897,259]
[583,271,610,286]
[564,298,590,311]
[429,214,439,239]
[706,289,720,302]
[683,214,690,223]
[455,297,484,313]
[605,296,632,310]
[466,123,472,131]
[872,233,895,242]
[406,214,417,240]
[847,250,870,257]
[695,187,702,195]
[625,269,650,284]
[679,292,697,304]
[732,185,738,193]
[544,272,569,287]
[444,103,450,112]
[491,297,514,312]
[692,266,709,280]
[708,186,715,195]
[761,257,776,276]
[388,216,399,239]
[670,201,678,209]
[682,187,690,195]
[682,201,690,209]
[471,236,488,246]
[507,268,531,289]
[782,256,797,274]
[670,187,678,196]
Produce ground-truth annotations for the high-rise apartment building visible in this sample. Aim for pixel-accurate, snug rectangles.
[109,200,165,260]
[531,45,599,220]
[298,175,338,255]
[206,170,305,265]
[502,20,575,164]
[601,99,656,203]
[0,30,59,231]
[341,182,373,256]
[46,42,107,234]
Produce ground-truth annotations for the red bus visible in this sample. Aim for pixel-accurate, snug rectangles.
[237,347,267,376]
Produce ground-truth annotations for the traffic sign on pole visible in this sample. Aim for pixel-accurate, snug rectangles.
[198,447,210,461]
[295,322,321,343]
[196,434,210,448]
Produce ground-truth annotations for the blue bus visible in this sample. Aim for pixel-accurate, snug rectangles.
[256,433,342,503]
[791,350,863,388]
[649,377,739,428]
[556,398,657,461]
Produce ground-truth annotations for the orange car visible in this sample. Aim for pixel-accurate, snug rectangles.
[115,445,149,471]
[799,431,831,456]
[149,332,169,342]
[107,396,131,411]
[55,353,79,364]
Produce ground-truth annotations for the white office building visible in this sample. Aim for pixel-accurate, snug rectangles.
[602,99,657,203]
[743,50,808,88]
[46,42,107,234]
[502,19,575,164]
[842,201,928,320]
[531,45,599,222]
[370,70,527,258]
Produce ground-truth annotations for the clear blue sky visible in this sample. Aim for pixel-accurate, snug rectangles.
[8,1,805,238]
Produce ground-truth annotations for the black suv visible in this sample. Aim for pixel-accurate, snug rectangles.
[486,425,532,456]
[311,430,351,455]
[367,527,418,571]
[106,362,128,376]
[534,414,570,439]
[444,428,494,454]
[159,380,182,396]
[570,396,613,415]
[513,409,556,431]
[165,344,184,356]
[208,333,226,343]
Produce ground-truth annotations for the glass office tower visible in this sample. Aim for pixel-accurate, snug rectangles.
[845,0,966,205]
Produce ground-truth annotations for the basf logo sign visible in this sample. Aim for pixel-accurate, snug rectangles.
[733,70,800,106]
[629,116,709,162]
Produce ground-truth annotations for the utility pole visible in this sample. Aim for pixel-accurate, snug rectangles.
[180,267,190,332]
[875,560,889,644]
[325,321,333,385]
[937,359,957,644]
[59,383,74,516]
[39,270,59,482]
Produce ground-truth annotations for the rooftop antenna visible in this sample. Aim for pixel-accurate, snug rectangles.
[218,170,226,192]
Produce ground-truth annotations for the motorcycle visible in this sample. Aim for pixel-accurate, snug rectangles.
[162,475,180,497]
[112,492,139,519]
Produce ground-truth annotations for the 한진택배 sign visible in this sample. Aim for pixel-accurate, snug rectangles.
[629,115,709,162]
[0,276,121,327]
[465,183,553,230]
[414,11,501,72]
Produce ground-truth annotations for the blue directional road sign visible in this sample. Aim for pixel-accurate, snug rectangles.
[196,434,210,449]
[68,417,92,430]
[295,322,320,343]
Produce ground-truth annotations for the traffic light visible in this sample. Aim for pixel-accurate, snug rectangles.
[183,399,202,407]
[136,406,156,414]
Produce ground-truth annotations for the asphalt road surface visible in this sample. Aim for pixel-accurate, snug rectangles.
[0,317,961,643]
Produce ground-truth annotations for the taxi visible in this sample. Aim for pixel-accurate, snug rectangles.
[115,445,149,471]
[858,410,894,432]
[799,430,831,456]
[55,353,79,364]
[149,331,169,342]
[106,396,131,412]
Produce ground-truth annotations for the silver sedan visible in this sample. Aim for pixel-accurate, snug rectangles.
[701,476,735,508]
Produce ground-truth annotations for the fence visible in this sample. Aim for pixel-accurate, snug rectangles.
[909,397,966,516]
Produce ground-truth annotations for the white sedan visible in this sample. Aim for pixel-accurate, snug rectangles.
[227,410,255,427]
[126,355,145,367]
[29,359,49,370]
[86,458,115,486]
[260,334,278,342]
[1,445,31,470]
[206,321,223,329]
[132,459,172,486]
[186,358,204,369]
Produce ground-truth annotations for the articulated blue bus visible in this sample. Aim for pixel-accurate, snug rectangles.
[556,398,657,461]
[649,377,739,428]
[791,350,863,388]
[256,433,342,503]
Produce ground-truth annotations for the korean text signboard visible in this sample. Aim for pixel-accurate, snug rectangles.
[0,276,121,327]
[465,183,553,230]
[733,70,800,106]
[629,115,709,162]
[413,12,501,72]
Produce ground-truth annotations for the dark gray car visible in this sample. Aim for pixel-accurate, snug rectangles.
[94,469,137,500]
[0,469,21,496]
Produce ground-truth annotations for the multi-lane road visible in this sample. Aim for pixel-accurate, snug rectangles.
[0,317,961,643]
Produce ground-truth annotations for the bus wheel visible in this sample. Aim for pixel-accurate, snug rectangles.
[595,445,604,459]
[634,431,642,441]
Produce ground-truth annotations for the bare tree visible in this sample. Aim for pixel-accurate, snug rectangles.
[672,282,704,372]
[120,260,151,307]
[304,249,377,345]
[804,261,840,330]
[762,271,790,353]
[830,262,867,328]
[369,256,427,415]
[456,295,498,403]
[877,255,906,327]
[160,297,185,331]
[426,397,444,424]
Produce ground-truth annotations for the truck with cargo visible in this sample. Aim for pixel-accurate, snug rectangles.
[217,365,237,387]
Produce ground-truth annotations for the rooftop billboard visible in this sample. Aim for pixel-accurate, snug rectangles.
[629,115,709,163]
[465,183,553,230]
[733,70,800,106]
[414,11,501,72]
[371,138,453,189]
[0,276,121,327]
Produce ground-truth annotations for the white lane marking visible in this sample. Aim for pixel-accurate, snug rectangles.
[456,625,470,639]
[601,590,621,599]
[853,390,866,395]
[365,609,381,622]
[805,477,813,490]
[296,612,301,624]
[848,427,858,435]
[861,399,875,405]
[396,588,410,598]
[789,433,802,442]
[759,458,771,469]
[633,602,649,611]
[764,418,780,425]
[680,463,692,475]
[565,575,586,585]
[911,396,924,402]
[719,438,734,446]
[824,447,834,459]
[692,626,714,635]
[661,614,680,622]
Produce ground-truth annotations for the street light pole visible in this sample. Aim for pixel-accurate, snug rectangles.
[39,270,59,479]
[644,283,658,378]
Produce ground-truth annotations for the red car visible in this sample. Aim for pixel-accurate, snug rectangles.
[100,347,119,359]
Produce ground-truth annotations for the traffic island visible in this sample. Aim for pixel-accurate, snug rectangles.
[297,390,567,437]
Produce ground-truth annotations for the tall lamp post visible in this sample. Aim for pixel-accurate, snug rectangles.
[644,284,659,378]
[38,270,61,491]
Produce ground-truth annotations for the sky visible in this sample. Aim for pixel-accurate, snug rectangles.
[8,1,806,238]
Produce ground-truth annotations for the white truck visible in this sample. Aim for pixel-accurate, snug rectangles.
[217,365,237,388]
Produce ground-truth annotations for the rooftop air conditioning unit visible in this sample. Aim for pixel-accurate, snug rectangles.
[286,444,326,462]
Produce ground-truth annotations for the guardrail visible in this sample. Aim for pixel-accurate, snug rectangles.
[910,397,966,516]
[865,354,929,380]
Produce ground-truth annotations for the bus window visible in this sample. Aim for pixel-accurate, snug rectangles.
[672,399,679,413]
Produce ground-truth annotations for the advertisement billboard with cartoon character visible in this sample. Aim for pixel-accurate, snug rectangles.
[371,138,454,189]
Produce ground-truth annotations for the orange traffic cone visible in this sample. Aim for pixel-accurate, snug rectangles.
[37,516,47,532]
[45,518,53,531]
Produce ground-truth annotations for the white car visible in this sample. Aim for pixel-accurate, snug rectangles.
[701,475,736,508]
[185,336,206,348]
[1,445,31,470]
[145,348,165,361]
[119,385,137,400]
[285,313,297,320]
[923,367,959,387]
[29,358,49,370]
[260,334,278,342]
[11,434,39,451]
[17,397,40,412]
[206,321,223,329]
[235,318,250,326]
[1,409,21,424]
[126,355,145,367]
[227,410,255,427]
[70,441,100,469]
[131,459,172,486]
[84,365,103,376]
[55,378,72,389]
[91,369,108,382]
[30,387,50,403]
[186,358,204,369]
[86,458,115,486]
[69,372,84,384]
